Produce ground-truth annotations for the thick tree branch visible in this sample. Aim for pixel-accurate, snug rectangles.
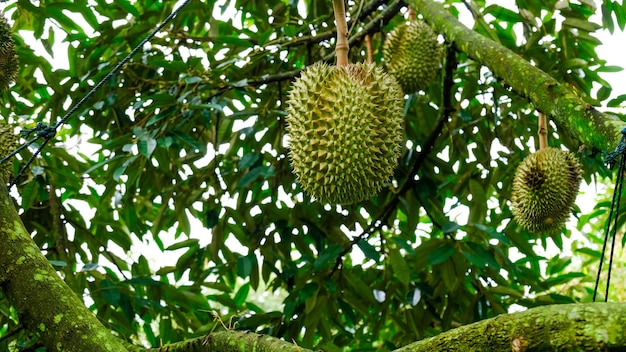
[392,302,626,351]
[144,330,318,352]
[0,184,129,352]
[410,0,624,152]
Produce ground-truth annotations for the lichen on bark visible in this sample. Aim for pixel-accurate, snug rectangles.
[393,302,626,351]
[0,183,129,352]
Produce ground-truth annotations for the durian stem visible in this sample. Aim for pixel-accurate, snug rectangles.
[364,34,374,63]
[333,0,349,66]
[538,112,548,150]
[408,7,416,22]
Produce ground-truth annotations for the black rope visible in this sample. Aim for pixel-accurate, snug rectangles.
[593,127,626,302]
[0,0,192,187]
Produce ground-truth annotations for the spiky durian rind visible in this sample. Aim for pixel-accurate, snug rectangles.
[383,21,442,94]
[0,11,18,91]
[0,121,17,182]
[285,62,404,204]
[510,147,582,233]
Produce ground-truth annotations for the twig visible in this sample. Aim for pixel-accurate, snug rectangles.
[333,0,350,66]
[364,34,374,63]
[538,112,548,150]
[264,0,392,48]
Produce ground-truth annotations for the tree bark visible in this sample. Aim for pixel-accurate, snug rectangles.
[392,302,626,351]
[144,330,318,352]
[410,0,624,153]
[0,184,129,352]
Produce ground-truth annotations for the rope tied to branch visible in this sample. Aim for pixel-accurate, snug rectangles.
[594,126,626,302]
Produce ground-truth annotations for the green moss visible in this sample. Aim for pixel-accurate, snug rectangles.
[54,314,63,324]
[39,323,45,332]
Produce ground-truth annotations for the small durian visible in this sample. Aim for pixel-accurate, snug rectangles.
[383,21,442,94]
[0,121,17,182]
[510,147,582,233]
[285,62,404,204]
[0,11,18,91]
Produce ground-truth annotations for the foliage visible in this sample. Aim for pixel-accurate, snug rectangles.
[0,0,625,350]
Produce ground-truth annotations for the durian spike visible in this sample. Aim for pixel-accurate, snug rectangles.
[538,112,548,150]
[333,0,349,66]
[364,34,374,63]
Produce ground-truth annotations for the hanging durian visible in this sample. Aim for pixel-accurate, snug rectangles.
[0,11,18,91]
[383,20,442,94]
[0,121,16,182]
[285,62,404,204]
[510,147,582,233]
[285,0,404,204]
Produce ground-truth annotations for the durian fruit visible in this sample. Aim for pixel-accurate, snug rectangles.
[383,21,442,94]
[0,11,18,91]
[510,147,582,233]
[285,62,404,204]
[0,121,17,182]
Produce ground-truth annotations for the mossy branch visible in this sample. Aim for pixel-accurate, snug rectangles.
[392,302,626,351]
[0,184,129,352]
[410,0,624,152]
[144,330,318,352]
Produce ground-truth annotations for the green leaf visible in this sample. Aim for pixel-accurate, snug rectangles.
[48,260,67,267]
[138,136,157,158]
[544,272,586,286]
[314,245,343,270]
[356,239,380,262]
[238,153,260,169]
[442,221,461,234]
[607,94,626,107]
[100,280,121,306]
[206,208,219,228]
[237,255,253,278]
[236,165,275,189]
[165,239,199,251]
[388,247,411,287]
[233,283,250,307]
[428,244,456,265]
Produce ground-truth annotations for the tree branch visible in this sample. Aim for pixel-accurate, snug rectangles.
[410,0,623,153]
[144,330,319,352]
[392,302,626,351]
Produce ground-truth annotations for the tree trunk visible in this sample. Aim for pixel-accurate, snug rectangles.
[0,184,129,352]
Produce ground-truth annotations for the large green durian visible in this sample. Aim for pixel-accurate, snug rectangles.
[383,21,442,94]
[0,11,18,91]
[285,62,404,204]
[510,147,582,233]
[0,121,17,182]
